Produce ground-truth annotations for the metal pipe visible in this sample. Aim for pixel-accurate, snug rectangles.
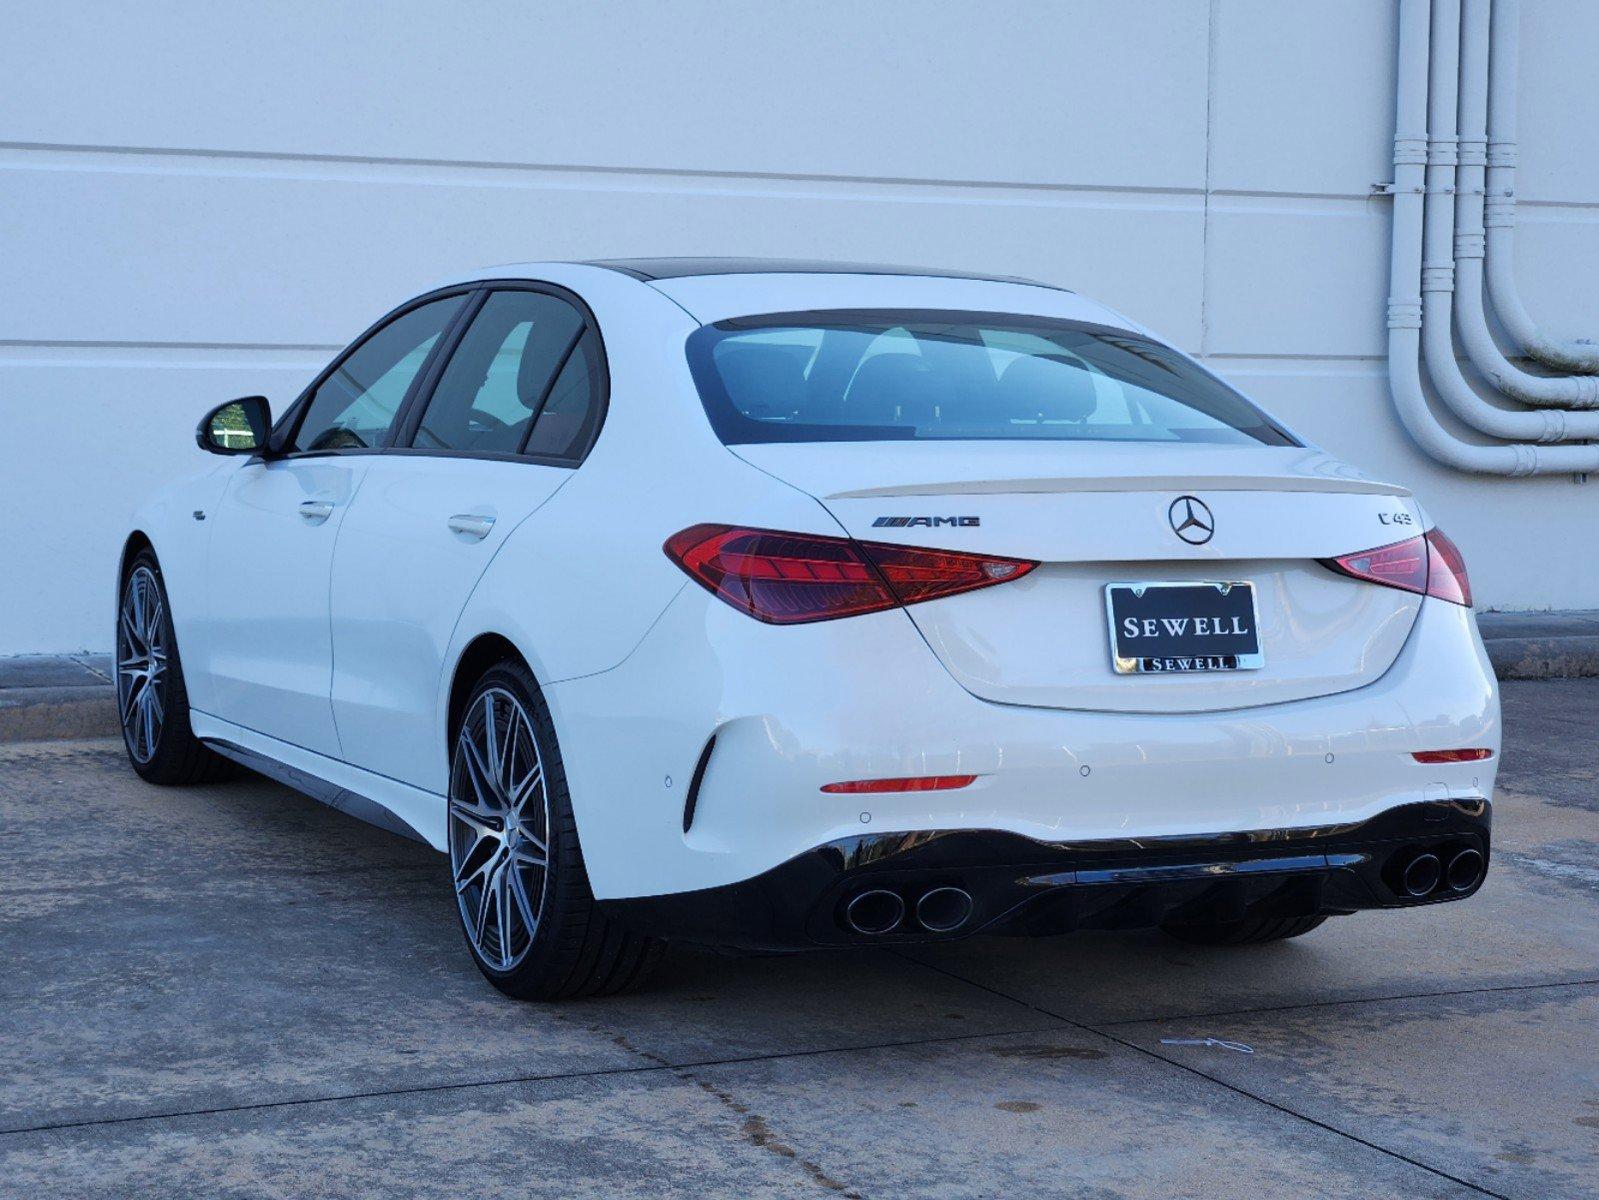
[1385,0,1599,473]
[1483,0,1599,373]
[1453,0,1599,406]
[1419,0,1599,441]
[844,889,904,935]
[1446,847,1485,891]
[1401,851,1443,897]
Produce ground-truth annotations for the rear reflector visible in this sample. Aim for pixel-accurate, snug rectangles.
[821,775,978,794]
[1321,528,1473,607]
[1412,748,1493,763]
[664,524,1036,624]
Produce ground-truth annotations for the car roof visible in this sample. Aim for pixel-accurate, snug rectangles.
[583,257,1064,289]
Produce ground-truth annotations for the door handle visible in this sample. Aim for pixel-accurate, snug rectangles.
[298,499,335,525]
[448,514,496,540]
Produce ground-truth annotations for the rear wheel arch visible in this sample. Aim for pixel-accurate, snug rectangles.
[447,633,532,746]
[444,641,665,998]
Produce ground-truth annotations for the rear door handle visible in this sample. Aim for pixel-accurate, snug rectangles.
[298,499,335,524]
[448,514,496,540]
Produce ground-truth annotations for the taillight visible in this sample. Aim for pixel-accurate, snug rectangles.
[1321,528,1472,607]
[1422,528,1472,606]
[663,524,1037,624]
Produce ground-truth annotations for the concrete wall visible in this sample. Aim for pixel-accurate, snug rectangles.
[4,1,1598,655]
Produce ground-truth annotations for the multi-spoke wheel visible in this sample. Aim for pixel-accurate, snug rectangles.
[115,548,230,785]
[447,660,666,999]
[117,565,168,764]
[449,687,550,973]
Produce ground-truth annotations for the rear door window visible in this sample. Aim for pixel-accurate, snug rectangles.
[413,290,586,455]
[524,330,605,460]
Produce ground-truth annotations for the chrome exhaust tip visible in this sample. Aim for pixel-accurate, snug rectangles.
[915,886,974,933]
[1446,848,1485,892]
[844,889,905,935]
[1401,852,1443,897]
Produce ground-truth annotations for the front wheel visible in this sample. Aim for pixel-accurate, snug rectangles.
[116,550,231,785]
[447,660,665,1000]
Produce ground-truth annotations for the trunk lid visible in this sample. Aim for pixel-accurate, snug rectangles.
[733,442,1423,713]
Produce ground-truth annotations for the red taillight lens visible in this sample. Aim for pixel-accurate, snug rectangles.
[663,524,1036,624]
[1422,527,1472,607]
[1321,528,1472,607]
[1412,748,1493,763]
[821,775,977,794]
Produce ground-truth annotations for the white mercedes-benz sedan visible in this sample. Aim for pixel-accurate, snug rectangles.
[116,259,1500,999]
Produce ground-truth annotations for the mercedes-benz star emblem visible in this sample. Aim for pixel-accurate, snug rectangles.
[1168,495,1214,545]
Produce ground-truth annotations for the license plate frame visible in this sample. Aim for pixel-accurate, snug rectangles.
[1104,580,1264,675]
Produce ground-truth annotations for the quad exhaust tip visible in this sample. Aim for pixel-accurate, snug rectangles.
[1446,848,1485,892]
[1401,852,1443,897]
[844,889,904,935]
[916,886,974,933]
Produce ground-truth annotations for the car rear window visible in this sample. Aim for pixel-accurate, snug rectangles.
[685,309,1297,447]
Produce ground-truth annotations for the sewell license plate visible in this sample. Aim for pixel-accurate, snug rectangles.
[1105,581,1264,674]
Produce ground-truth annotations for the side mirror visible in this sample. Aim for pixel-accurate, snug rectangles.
[197,396,272,456]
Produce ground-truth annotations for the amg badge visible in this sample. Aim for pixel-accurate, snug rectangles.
[872,516,980,528]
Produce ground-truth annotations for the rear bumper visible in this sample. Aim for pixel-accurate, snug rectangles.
[549,585,1499,902]
[599,798,1492,951]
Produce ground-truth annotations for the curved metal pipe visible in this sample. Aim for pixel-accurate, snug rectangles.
[1483,0,1599,373]
[1420,0,1599,442]
[1454,0,1599,407]
[1385,0,1599,473]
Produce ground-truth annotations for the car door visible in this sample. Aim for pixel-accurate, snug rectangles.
[198,292,469,756]
[329,284,607,791]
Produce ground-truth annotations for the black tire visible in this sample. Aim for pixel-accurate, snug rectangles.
[116,549,233,786]
[1160,914,1330,946]
[448,659,665,1000]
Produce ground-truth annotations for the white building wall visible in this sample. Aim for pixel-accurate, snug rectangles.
[2,1,1597,655]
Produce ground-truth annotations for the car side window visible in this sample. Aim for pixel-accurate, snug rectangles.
[524,329,604,460]
[414,290,586,455]
[292,296,465,453]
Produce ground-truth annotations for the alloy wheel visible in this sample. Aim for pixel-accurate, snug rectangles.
[116,566,168,763]
[448,686,550,971]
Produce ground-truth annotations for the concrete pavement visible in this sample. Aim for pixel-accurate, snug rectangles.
[0,680,1594,1198]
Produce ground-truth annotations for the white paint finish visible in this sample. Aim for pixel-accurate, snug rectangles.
[197,457,366,758]
[0,1,1210,190]
[4,2,1599,656]
[909,557,1419,714]
[112,265,1502,910]
[328,456,573,792]
[552,577,1497,900]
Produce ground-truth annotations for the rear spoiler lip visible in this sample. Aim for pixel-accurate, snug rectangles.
[825,475,1414,500]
